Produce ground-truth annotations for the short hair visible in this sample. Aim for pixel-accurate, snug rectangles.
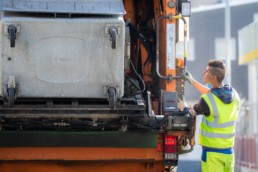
[208,59,226,83]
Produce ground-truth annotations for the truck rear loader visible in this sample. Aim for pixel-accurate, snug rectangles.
[0,0,195,171]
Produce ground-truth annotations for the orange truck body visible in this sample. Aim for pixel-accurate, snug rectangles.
[0,148,163,172]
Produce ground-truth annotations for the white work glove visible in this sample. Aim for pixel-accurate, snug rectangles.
[185,71,195,85]
[178,99,188,111]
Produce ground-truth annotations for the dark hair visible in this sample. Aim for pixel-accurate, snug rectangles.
[208,59,226,83]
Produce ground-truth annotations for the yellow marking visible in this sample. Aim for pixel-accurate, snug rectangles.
[239,48,258,65]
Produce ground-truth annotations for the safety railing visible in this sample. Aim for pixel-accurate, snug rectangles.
[234,135,258,170]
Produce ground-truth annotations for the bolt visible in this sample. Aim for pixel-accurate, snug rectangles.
[168,1,175,8]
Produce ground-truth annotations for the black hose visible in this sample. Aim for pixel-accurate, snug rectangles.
[129,59,146,93]
[127,23,154,65]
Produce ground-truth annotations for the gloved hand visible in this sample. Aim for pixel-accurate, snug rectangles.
[178,99,187,111]
[185,71,195,85]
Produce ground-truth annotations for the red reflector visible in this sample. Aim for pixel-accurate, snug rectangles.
[165,147,177,153]
[165,135,177,146]
[157,143,162,152]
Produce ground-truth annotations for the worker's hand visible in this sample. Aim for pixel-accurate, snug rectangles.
[178,99,187,111]
[185,71,195,85]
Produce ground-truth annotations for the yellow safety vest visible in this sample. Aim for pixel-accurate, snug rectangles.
[198,90,240,148]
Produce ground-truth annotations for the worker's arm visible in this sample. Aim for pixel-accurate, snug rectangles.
[193,98,210,116]
[185,71,209,94]
[190,78,209,95]
[178,99,197,116]
[178,98,210,117]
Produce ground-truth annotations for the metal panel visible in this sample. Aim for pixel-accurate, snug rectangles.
[0,16,2,97]
[0,0,125,15]
[0,16,125,98]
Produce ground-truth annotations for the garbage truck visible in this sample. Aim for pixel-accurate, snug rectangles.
[0,0,194,171]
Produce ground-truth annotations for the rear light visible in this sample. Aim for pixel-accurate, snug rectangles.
[165,135,177,147]
[164,135,178,160]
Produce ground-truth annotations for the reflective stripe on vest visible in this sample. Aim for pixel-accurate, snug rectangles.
[200,130,234,139]
[202,93,236,129]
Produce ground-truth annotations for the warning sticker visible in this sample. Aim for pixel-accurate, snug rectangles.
[166,24,175,70]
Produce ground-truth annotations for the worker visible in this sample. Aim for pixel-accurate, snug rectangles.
[179,59,240,172]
